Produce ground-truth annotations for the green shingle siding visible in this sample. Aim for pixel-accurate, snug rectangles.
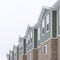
[34,29,37,48]
[24,39,26,54]
[52,11,57,37]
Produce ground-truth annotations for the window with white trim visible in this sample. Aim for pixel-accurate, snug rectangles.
[42,19,45,34]
[37,27,40,40]
[44,45,48,54]
[46,14,49,31]
[30,31,32,43]
[59,7,60,26]
[26,38,28,44]
[28,34,30,44]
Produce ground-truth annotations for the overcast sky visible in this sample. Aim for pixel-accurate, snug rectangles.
[0,0,57,60]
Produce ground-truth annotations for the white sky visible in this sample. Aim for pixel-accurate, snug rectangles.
[0,0,57,60]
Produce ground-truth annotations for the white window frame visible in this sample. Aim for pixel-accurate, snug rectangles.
[59,7,60,26]
[37,26,40,40]
[31,31,32,38]
[26,38,28,44]
[28,34,30,40]
[44,45,48,55]
[42,19,45,35]
[46,14,49,32]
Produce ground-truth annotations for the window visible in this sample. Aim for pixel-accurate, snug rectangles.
[37,27,40,40]
[44,45,47,54]
[26,38,28,44]
[30,32,32,43]
[46,14,49,31]
[28,34,30,40]
[42,19,45,34]
[28,34,30,44]
[31,32,32,38]
[59,7,60,26]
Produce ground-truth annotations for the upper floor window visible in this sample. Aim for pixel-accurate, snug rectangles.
[42,19,45,35]
[46,14,49,31]
[44,45,47,55]
[30,31,32,43]
[26,38,28,44]
[37,27,40,40]
[28,34,30,44]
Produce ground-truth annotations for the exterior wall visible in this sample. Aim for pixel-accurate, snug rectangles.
[27,48,38,60]
[57,7,60,35]
[19,55,27,60]
[10,51,14,60]
[52,11,57,37]
[19,39,24,57]
[57,37,60,60]
[26,28,33,52]
[13,46,19,60]
[33,29,37,48]
[38,39,58,60]
[37,10,51,47]
[6,54,10,60]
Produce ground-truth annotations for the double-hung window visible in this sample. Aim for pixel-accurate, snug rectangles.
[46,14,49,31]
[30,31,32,43]
[44,45,48,55]
[42,19,45,35]
[37,27,40,40]
[26,38,28,44]
[28,34,30,44]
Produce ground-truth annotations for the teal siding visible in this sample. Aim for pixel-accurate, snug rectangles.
[34,29,37,48]
[26,43,33,52]
[37,12,51,47]
[52,11,57,37]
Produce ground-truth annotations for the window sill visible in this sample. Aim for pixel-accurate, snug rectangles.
[46,30,49,33]
[42,33,45,36]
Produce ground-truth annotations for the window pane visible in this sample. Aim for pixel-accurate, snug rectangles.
[42,19,45,28]
[42,19,45,34]
[44,45,47,54]
[28,34,30,40]
[46,14,49,31]
[46,14,49,24]
[26,38,28,44]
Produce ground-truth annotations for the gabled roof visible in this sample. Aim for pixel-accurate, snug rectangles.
[34,6,50,28]
[38,6,49,21]
[24,25,32,37]
[53,0,60,8]
[18,36,22,42]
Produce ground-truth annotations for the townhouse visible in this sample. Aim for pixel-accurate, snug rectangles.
[18,36,27,60]
[53,0,60,60]
[34,6,57,60]
[24,25,38,60]
[6,54,10,60]
[9,50,14,60]
[6,0,60,60]
[13,45,19,60]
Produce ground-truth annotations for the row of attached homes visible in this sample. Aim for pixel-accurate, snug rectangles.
[6,0,60,60]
